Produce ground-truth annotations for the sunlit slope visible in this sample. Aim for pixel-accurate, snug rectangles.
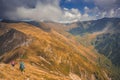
[33,22,99,63]
[0,63,70,80]
[0,22,110,80]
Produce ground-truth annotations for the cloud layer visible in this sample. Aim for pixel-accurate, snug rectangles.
[16,1,62,21]
[0,0,120,23]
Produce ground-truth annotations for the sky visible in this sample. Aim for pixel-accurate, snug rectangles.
[0,0,120,23]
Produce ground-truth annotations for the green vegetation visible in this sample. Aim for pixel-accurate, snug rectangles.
[94,33,120,66]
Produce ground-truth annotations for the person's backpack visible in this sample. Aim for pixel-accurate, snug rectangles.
[20,62,25,70]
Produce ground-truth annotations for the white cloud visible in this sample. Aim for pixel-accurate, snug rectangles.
[13,0,63,21]
[83,0,120,19]
[94,0,116,10]
[57,8,81,23]
[100,12,107,18]
[109,9,115,17]
[4,0,120,23]
[58,8,96,23]
[81,14,96,21]
[84,6,90,13]
[7,0,85,23]
[83,5,120,20]
[14,1,96,23]
[114,8,120,17]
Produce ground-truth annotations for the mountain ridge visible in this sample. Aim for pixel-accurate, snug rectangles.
[0,18,119,79]
[0,22,111,80]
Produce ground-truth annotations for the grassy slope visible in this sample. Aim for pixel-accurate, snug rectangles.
[38,22,118,79]
[0,62,70,80]
[0,22,109,80]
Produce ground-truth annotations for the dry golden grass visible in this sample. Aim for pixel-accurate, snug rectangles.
[0,22,109,80]
[0,62,70,80]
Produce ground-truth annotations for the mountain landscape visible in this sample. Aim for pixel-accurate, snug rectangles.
[0,0,120,79]
[0,18,119,80]
[69,18,120,66]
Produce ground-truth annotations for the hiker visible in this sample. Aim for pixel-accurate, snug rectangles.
[11,60,16,67]
[19,62,25,72]
[10,60,16,70]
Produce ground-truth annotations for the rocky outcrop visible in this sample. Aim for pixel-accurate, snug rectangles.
[0,22,11,36]
[0,29,30,55]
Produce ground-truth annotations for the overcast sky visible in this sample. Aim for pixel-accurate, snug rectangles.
[0,0,120,22]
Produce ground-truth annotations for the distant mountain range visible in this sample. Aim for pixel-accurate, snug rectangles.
[68,18,120,66]
[69,18,120,35]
